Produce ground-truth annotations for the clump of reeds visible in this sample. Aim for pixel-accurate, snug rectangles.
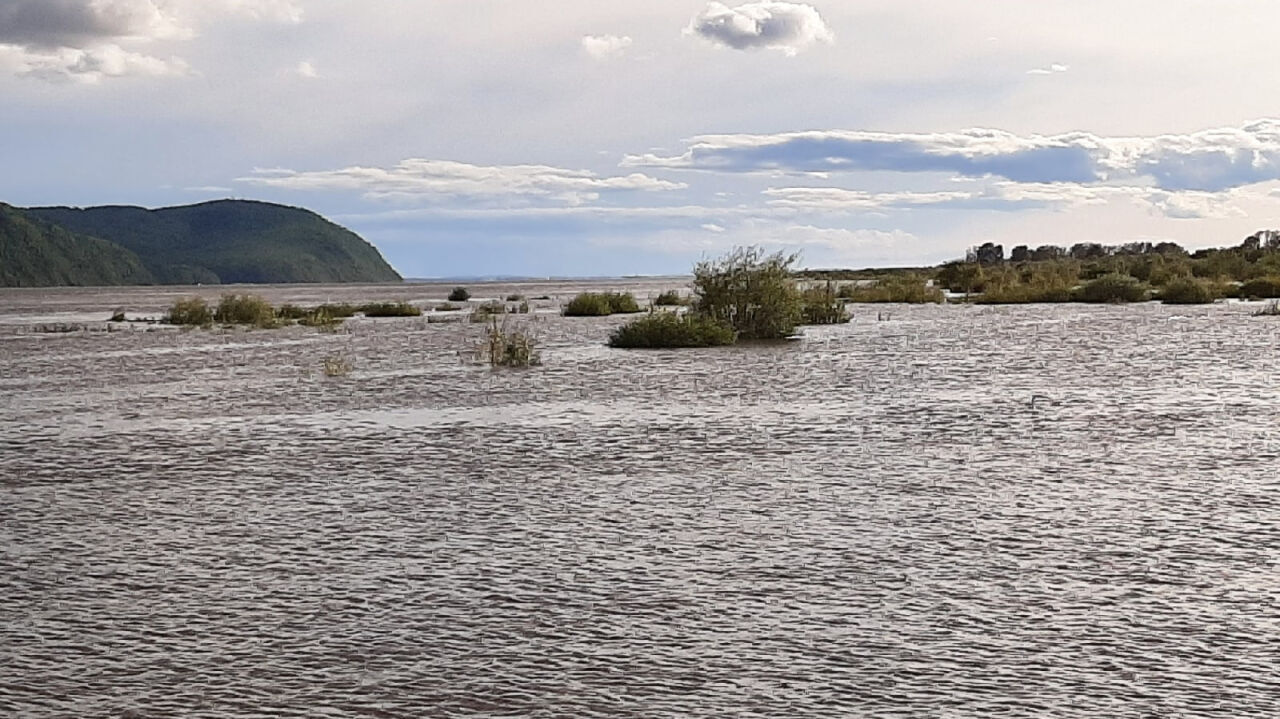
[165,296,214,326]
[477,317,540,367]
[607,311,735,348]
[448,287,471,301]
[359,301,421,317]
[563,292,643,316]
[800,283,851,324]
[322,354,353,377]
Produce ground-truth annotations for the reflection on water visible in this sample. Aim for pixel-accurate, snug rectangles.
[2,283,1279,717]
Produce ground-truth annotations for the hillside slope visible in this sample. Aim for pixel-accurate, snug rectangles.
[25,199,402,285]
[0,204,155,287]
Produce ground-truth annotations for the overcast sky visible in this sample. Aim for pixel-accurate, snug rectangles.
[6,1,1280,277]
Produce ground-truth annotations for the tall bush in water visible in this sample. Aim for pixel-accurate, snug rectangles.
[692,246,802,340]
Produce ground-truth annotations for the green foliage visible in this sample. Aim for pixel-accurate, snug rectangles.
[608,311,736,348]
[1,203,155,287]
[1073,274,1149,303]
[800,283,851,324]
[692,246,802,340]
[448,287,471,302]
[1237,276,1280,299]
[435,302,462,311]
[478,317,540,367]
[215,294,278,327]
[563,292,642,316]
[505,293,525,302]
[25,199,401,285]
[358,301,421,317]
[843,275,944,303]
[1158,277,1219,304]
[653,290,688,306]
[165,297,213,326]
[935,262,983,294]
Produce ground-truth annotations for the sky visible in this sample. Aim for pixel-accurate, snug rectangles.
[6,1,1280,278]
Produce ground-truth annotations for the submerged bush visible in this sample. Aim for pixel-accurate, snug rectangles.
[470,301,507,321]
[692,246,802,340]
[608,311,736,349]
[359,301,421,317]
[800,283,851,324]
[1074,274,1149,303]
[1159,277,1219,305]
[448,287,471,302]
[165,297,213,326]
[563,292,642,316]
[215,294,277,327]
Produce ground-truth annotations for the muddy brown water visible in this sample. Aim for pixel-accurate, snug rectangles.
[2,283,1278,718]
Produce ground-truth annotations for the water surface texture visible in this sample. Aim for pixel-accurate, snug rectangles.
[2,284,1279,718]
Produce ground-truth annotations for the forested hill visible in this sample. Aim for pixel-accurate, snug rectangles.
[0,203,155,287]
[13,199,401,286]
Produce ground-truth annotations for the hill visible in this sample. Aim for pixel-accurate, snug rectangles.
[22,199,401,285]
[0,203,155,287]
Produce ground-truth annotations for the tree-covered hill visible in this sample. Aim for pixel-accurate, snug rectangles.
[0,203,155,287]
[21,199,401,285]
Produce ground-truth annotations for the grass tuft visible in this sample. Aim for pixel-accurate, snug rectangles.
[477,317,541,367]
[563,292,643,316]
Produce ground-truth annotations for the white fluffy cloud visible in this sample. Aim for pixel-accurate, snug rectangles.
[685,1,833,56]
[581,34,632,60]
[625,120,1280,193]
[240,160,687,205]
[0,0,301,81]
[0,41,188,83]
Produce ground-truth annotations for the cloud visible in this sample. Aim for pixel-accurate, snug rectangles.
[581,34,632,60]
[685,1,833,55]
[0,0,300,81]
[1027,63,1069,75]
[239,159,687,205]
[624,119,1280,192]
[293,60,317,78]
[0,41,188,83]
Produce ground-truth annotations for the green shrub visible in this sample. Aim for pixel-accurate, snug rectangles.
[1237,276,1280,299]
[448,287,471,302]
[653,290,688,306]
[1158,277,1219,304]
[359,301,421,317]
[692,246,802,340]
[563,292,641,316]
[435,302,462,311]
[608,312,736,348]
[215,294,277,327]
[563,293,612,316]
[165,297,213,326]
[1073,274,1149,303]
[505,293,525,302]
[800,284,851,324]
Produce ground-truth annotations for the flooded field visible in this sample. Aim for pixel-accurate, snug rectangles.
[2,282,1279,718]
